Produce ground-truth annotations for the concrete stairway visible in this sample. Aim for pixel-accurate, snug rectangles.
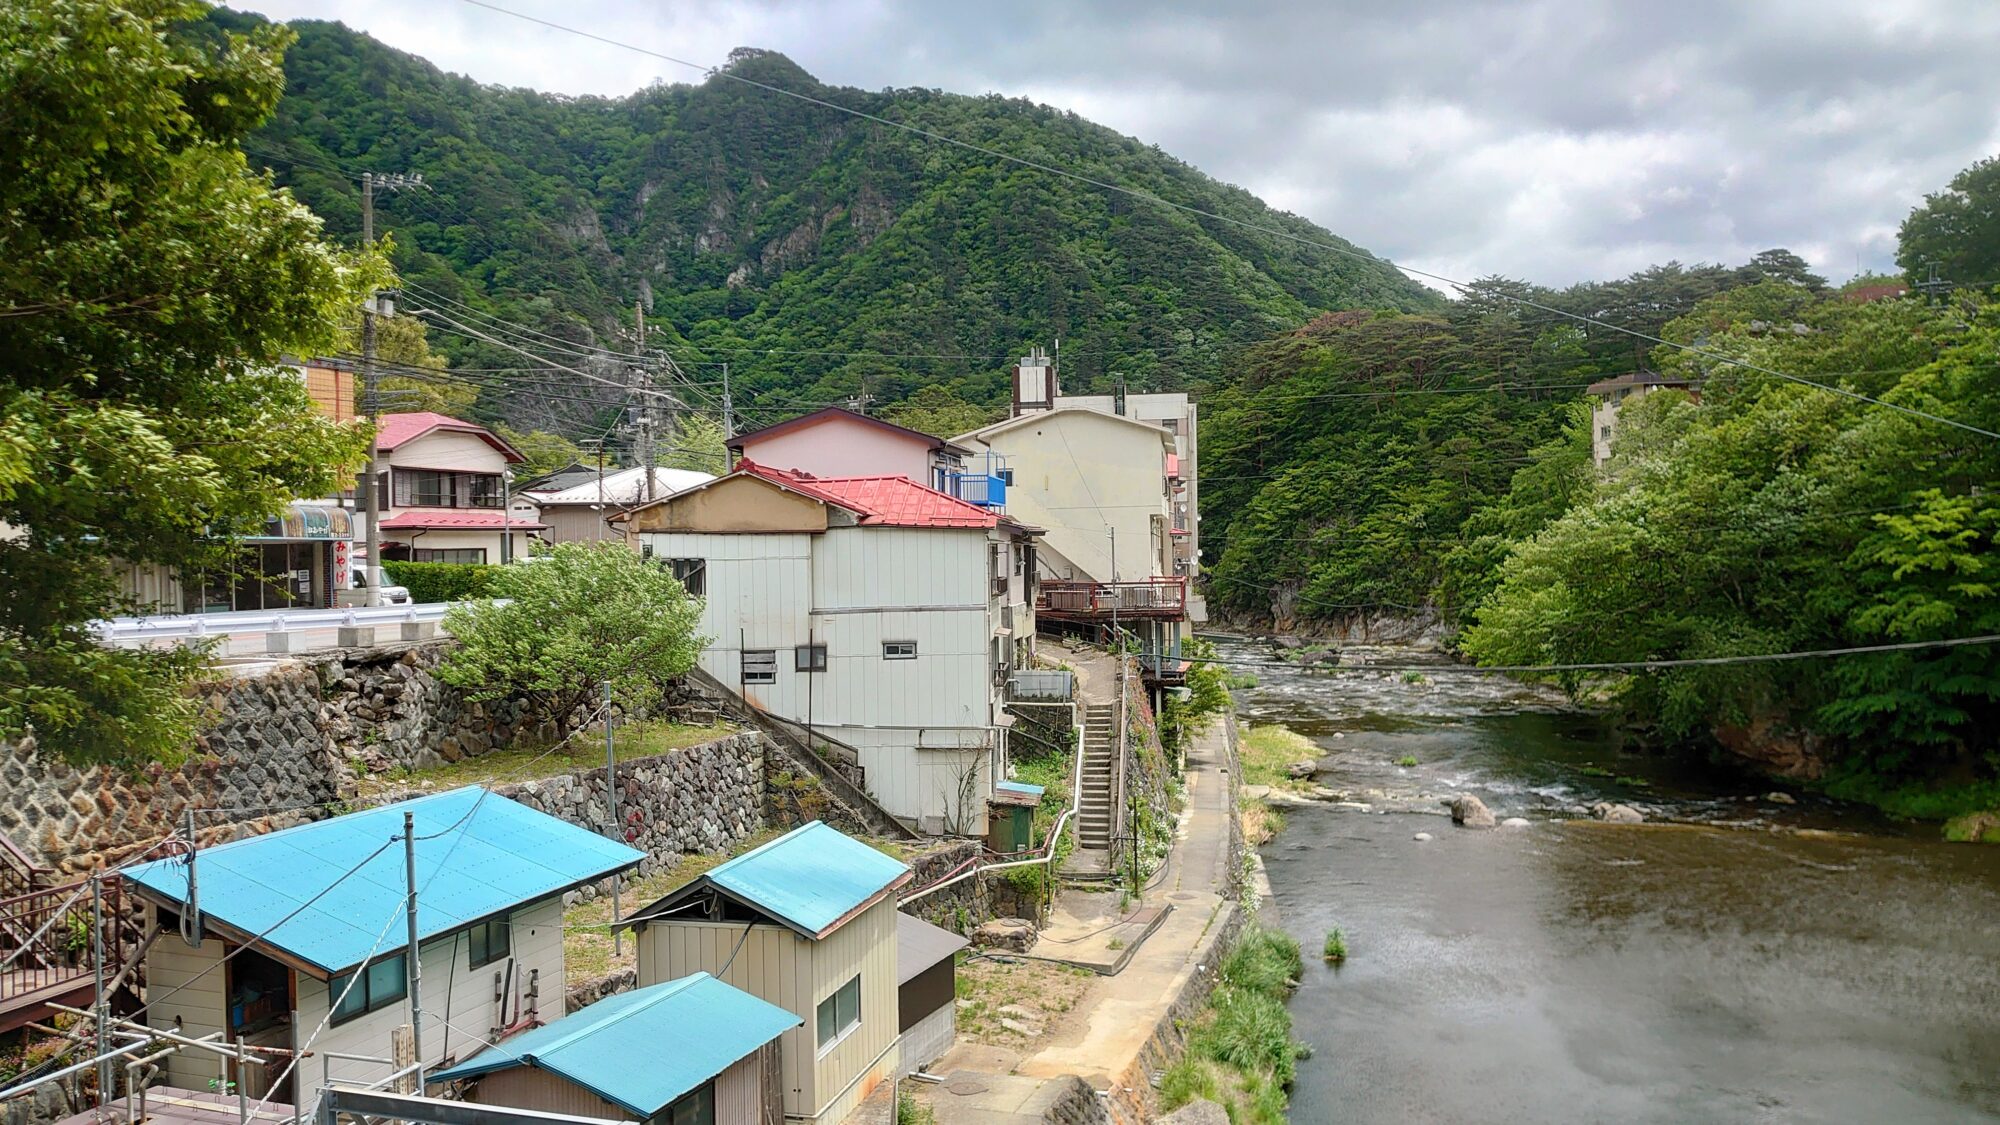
[1075,702,1117,850]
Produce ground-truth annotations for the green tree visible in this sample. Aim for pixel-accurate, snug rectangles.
[1898,153,2000,288]
[665,413,730,473]
[495,425,583,480]
[882,386,1000,439]
[1,0,380,766]
[1159,637,1232,754]
[436,542,709,730]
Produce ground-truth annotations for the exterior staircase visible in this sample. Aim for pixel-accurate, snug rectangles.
[1075,702,1118,851]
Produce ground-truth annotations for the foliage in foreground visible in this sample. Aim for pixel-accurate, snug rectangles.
[1160,927,1306,1125]
[1160,637,1234,756]
[438,542,708,730]
[0,0,381,766]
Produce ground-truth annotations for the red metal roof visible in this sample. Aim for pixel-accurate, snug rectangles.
[379,510,548,530]
[739,460,999,528]
[374,412,525,462]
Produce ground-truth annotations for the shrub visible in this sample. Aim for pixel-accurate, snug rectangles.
[1396,756,1418,768]
[1159,1056,1221,1111]
[382,560,501,603]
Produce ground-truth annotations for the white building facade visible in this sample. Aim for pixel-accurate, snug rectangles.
[619,465,1038,835]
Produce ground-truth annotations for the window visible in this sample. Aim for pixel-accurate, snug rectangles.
[883,641,917,660]
[466,918,510,968]
[413,548,487,565]
[392,469,504,509]
[648,1083,714,1125]
[329,953,407,1025]
[664,558,706,597]
[816,975,862,1051]
[742,650,777,684]
[997,468,1015,486]
[796,644,828,672]
[1599,425,1613,440]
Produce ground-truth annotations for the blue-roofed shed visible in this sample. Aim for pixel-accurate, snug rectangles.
[630,822,911,1125]
[431,973,798,1124]
[125,788,643,1111]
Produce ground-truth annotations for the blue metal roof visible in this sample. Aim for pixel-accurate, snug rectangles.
[123,787,643,976]
[702,821,909,938]
[428,974,799,1115]
[994,780,1045,798]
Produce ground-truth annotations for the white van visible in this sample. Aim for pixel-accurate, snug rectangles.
[348,561,412,605]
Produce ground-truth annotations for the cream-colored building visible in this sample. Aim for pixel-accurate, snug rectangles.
[632,822,911,1125]
[616,462,1039,835]
[1584,371,1698,465]
[1054,390,1201,588]
[370,412,544,563]
[123,788,642,1119]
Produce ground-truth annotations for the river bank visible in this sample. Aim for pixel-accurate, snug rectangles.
[1219,637,2000,1123]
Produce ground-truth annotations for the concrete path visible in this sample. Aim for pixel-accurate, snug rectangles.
[1014,713,1237,1096]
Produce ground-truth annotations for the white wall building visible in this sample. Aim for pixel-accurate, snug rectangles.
[617,462,1039,835]
[370,412,544,563]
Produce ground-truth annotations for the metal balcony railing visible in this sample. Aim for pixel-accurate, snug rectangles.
[1035,577,1189,619]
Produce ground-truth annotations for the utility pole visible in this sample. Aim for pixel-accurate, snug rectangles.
[360,171,425,603]
[402,811,425,1088]
[720,362,735,442]
[604,680,622,957]
[1916,257,1951,305]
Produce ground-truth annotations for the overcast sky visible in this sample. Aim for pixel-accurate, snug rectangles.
[231,0,2000,291]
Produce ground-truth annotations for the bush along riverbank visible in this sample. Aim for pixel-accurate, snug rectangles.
[1159,927,1309,1124]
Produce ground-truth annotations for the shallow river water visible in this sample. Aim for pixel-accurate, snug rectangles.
[1219,638,2000,1123]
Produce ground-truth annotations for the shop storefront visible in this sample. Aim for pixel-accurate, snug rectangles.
[177,504,353,613]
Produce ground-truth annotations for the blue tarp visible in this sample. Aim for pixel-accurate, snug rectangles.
[123,787,643,975]
[428,974,799,1116]
[702,821,908,937]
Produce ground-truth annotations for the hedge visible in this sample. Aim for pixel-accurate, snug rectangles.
[381,560,503,604]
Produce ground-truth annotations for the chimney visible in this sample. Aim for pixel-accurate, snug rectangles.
[1011,345,1057,418]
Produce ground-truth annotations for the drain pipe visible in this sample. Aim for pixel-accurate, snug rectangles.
[901,714,1085,905]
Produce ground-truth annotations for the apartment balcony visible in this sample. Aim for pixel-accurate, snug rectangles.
[944,451,1010,510]
[1036,577,1189,621]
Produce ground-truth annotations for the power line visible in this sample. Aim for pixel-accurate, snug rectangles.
[1183,633,2000,676]
[450,0,2000,442]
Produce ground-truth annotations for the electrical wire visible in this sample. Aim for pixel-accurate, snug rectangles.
[449,0,2000,442]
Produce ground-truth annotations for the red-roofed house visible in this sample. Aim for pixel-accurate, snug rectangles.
[370,412,545,564]
[613,461,1043,835]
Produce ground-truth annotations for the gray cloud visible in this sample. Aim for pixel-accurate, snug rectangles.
[233,0,2000,289]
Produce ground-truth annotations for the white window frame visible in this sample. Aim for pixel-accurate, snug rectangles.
[883,641,917,660]
[815,974,862,1056]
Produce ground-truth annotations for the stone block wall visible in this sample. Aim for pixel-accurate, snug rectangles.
[497,732,768,873]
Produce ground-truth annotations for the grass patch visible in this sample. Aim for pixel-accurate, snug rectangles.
[1395,755,1418,768]
[896,1088,935,1125]
[1400,671,1428,685]
[1240,723,1320,792]
[357,718,736,797]
[1322,928,1346,964]
[1160,927,1307,1125]
[1943,810,1999,843]
[1578,765,1616,779]
[953,953,1094,1044]
[1239,797,1285,846]
[1614,775,1652,789]
[1816,769,2000,823]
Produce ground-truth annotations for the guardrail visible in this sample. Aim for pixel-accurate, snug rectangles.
[94,603,454,646]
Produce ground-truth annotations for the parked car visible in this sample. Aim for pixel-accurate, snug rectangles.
[349,560,411,605]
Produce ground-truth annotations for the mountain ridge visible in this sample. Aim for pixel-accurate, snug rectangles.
[218,9,1440,432]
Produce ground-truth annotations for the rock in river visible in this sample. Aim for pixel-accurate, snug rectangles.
[1288,760,1320,780]
[1444,794,1497,828]
[1413,832,1433,842]
[1766,791,1798,805]
[1502,817,1531,828]
[1591,802,1646,824]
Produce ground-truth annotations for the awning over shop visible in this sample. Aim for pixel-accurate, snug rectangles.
[246,503,353,542]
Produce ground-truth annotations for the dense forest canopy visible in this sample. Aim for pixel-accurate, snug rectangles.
[215,9,1437,441]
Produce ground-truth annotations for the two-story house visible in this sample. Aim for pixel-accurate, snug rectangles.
[725,407,1008,509]
[614,461,1039,835]
[1053,389,1203,619]
[371,412,545,563]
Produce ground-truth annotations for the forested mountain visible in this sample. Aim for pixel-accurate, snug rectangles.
[215,8,1436,435]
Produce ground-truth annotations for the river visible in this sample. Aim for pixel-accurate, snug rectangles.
[1216,638,2000,1123]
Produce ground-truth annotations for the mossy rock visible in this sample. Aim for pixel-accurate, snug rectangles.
[1943,810,2000,843]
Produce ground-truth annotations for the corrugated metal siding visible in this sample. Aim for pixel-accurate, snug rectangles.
[465,1067,625,1120]
[390,430,508,473]
[811,528,983,610]
[293,897,566,1102]
[145,911,227,1090]
[715,1047,774,1125]
[639,532,812,715]
[638,921,814,1119]
[808,900,899,1123]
